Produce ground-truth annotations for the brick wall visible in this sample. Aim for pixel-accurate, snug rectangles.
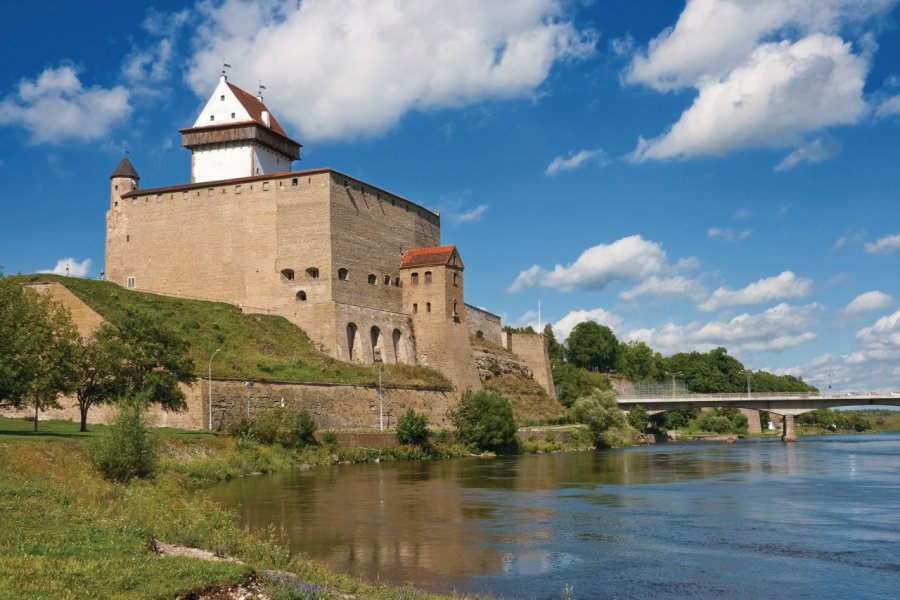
[508,332,556,400]
[464,304,503,345]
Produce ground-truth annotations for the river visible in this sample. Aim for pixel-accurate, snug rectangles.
[211,433,900,599]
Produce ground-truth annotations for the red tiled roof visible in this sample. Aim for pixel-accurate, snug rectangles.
[401,245,457,268]
[227,82,290,138]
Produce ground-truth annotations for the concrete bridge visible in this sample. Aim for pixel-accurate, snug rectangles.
[614,392,900,442]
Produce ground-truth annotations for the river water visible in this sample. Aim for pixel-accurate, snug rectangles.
[211,434,900,599]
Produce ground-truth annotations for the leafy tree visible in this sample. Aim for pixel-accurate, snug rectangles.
[396,408,430,446]
[615,341,660,381]
[694,407,748,434]
[450,390,518,453]
[655,408,694,431]
[543,324,564,362]
[73,324,125,432]
[111,309,197,411]
[553,362,612,407]
[0,278,78,431]
[565,321,618,372]
[252,407,318,448]
[571,389,626,447]
[626,404,649,431]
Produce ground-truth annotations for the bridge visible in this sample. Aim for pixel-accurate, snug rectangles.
[614,392,900,442]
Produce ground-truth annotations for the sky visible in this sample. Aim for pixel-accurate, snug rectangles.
[2,0,900,393]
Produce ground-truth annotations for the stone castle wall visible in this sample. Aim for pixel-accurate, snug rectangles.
[464,304,503,345]
[507,332,556,400]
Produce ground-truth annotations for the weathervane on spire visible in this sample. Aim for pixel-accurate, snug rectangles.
[257,81,267,101]
[222,60,232,78]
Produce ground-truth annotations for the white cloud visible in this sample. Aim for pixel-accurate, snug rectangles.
[122,38,175,85]
[545,148,606,175]
[733,208,752,220]
[553,308,622,341]
[619,275,706,303]
[708,227,751,242]
[184,0,596,141]
[627,303,821,355]
[0,65,131,144]
[624,0,892,92]
[508,235,670,293]
[39,258,92,277]
[775,137,841,171]
[865,232,900,254]
[630,34,868,162]
[875,93,900,118]
[446,204,489,225]
[842,291,892,317]
[699,271,813,312]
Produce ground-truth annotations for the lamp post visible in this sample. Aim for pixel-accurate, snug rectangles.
[208,348,221,430]
[378,362,384,432]
[746,370,752,398]
[665,371,683,398]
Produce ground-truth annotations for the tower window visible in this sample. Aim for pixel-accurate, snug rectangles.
[231,112,235,118]
[368,274,377,285]
[426,302,431,313]
[292,178,298,187]
[338,268,349,281]
[296,290,307,301]
[182,191,188,200]
[383,275,391,285]
[393,277,400,287]
[210,115,215,121]
[208,188,214,197]
[263,181,269,191]
[220,95,225,101]
[306,267,320,279]
[424,271,432,284]
[453,272,459,287]
[413,303,418,314]
[281,269,294,281]
[411,273,419,285]
[126,276,136,289]
[234,184,241,194]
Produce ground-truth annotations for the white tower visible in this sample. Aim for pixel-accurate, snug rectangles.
[180,75,301,183]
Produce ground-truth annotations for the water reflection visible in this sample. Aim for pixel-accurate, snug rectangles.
[211,434,900,598]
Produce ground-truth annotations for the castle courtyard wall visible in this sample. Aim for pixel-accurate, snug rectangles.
[464,304,503,345]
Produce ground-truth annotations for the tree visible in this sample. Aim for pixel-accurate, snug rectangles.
[397,408,430,446]
[626,404,649,432]
[0,278,78,431]
[73,324,126,432]
[565,321,618,372]
[615,341,660,381]
[571,389,626,447]
[111,309,197,411]
[450,390,518,453]
[543,324,564,362]
[553,362,612,407]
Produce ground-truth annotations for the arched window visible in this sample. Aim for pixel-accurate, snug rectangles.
[296,290,307,301]
[383,275,391,285]
[306,267,319,279]
[453,272,459,287]
[392,329,405,364]
[368,274,377,285]
[393,277,400,287]
[371,326,383,362]
[281,269,295,281]
[411,272,419,285]
[453,299,458,317]
[338,268,349,281]
[424,271,432,284]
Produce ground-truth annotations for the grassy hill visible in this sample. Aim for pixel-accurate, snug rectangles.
[15,275,450,390]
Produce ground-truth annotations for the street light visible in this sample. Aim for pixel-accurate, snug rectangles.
[664,371,683,398]
[377,361,384,432]
[745,370,752,398]
[208,348,221,430]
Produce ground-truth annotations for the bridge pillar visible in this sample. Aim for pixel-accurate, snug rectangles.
[781,414,797,443]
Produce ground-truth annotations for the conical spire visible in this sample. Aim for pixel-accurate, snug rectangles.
[110,156,140,180]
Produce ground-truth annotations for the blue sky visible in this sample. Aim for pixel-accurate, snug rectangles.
[2,0,900,392]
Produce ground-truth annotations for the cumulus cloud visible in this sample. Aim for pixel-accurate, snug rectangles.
[708,227,751,242]
[0,64,131,144]
[775,137,841,171]
[545,148,606,175]
[699,271,813,312]
[630,34,868,162]
[875,93,900,118]
[39,257,92,277]
[553,308,622,340]
[627,303,820,355]
[184,0,596,140]
[865,232,900,254]
[619,275,706,303]
[842,291,892,317]
[508,235,671,293]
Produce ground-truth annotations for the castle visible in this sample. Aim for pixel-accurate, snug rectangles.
[105,75,554,398]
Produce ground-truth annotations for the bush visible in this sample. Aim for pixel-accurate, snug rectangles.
[450,390,518,453]
[694,407,748,434]
[252,407,318,448]
[627,404,649,431]
[396,408,430,446]
[572,389,627,448]
[92,398,157,482]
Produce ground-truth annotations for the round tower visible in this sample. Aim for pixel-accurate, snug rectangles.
[106,156,140,286]
[109,155,139,210]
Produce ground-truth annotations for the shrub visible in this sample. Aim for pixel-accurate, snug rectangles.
[320,431,338,447]
[92,398,157,482]
[396,408,430,446]
[252,407,318,448]
[450,390,518,453]
[627,404,649,431]
[572,389,627,448]
[694,407,748,434]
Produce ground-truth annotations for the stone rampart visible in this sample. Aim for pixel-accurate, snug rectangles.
[507,332,556,400]
[464,304,503,346]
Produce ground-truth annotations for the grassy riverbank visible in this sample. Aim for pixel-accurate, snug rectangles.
[0,416,592,599]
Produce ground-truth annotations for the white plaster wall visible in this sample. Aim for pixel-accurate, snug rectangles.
[193,146,252,182]
[253,145,291,175]
[193,77,250,127]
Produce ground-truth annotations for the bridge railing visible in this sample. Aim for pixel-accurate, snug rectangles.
[615,392,818,402]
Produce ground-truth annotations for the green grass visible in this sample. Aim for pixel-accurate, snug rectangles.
[483,376,569,426]
[15,274,450,390]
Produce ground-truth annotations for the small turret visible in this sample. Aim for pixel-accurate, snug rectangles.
[110,155,139,210]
